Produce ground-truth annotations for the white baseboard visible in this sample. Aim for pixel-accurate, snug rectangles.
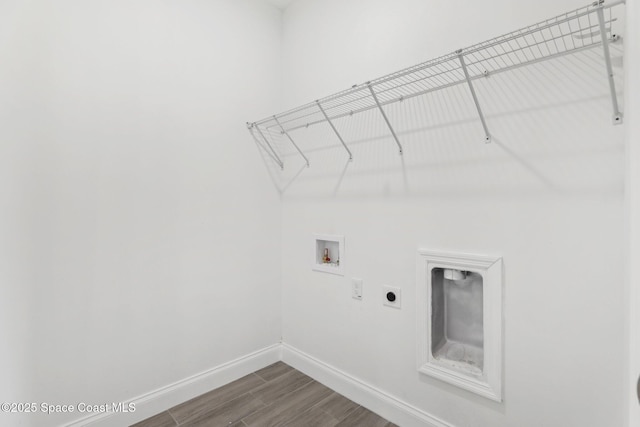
[63,343,452,427]
[281,343,454,427]
[64,344,281,427]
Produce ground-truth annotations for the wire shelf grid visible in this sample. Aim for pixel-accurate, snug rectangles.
[248,0,624,167]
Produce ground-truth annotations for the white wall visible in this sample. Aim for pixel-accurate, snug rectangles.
[1,1,630,426]
[625,0,640,424]
[279,1,626,426]
[0,2,41,420]
[0,1,283,426]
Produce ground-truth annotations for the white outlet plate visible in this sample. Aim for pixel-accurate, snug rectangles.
[382,285,401,309]
[352,278,363,300]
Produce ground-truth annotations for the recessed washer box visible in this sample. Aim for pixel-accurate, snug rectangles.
[312,234,344,275]
[416,249,503,402]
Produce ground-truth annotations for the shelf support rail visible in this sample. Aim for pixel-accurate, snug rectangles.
[253,123,284,169]
[316,100,353,161]
[367,82,404,155]
[457,49,492,143]
[247,124,284,168]
[595,0,623,124]
[273,115,309,167]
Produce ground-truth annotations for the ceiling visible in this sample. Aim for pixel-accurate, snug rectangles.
[263,0,295,10]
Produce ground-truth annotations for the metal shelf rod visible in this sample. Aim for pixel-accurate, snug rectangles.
[457,50,491,143]
[316,100,353,161]
[273,115,310,166]
[367,82,403,155]
[595,0,623,124]
[254,123,284,169]
[248,124,286,168]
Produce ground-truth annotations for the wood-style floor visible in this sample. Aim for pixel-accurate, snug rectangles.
[131,362,397,427]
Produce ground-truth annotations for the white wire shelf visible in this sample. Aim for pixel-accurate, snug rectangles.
[248,0,625,168]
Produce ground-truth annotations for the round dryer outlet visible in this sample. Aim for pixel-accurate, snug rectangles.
[382,285,401,309]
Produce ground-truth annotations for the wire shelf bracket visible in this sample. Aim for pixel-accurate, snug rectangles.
[595,0,623,124]
[248,0,625,167]
[274,115,310,167]
[367,82,404,155]
[247,124,282,167]
[457,49,492,143]
[252,122,284,170]
[316,100,353,161]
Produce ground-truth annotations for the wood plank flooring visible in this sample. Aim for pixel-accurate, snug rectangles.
[131,362,397,427]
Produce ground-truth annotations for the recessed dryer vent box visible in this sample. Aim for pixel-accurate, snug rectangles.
[312,234,344,276]
[416,249,503,402]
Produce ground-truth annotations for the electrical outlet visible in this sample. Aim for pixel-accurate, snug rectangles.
[382,285,401,309]
[352,278,363,300]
